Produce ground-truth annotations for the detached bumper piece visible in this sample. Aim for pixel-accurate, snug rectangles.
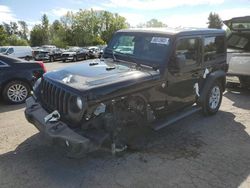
[25,97,99,155]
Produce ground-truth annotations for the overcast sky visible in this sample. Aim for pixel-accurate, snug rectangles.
[0,0,250,29]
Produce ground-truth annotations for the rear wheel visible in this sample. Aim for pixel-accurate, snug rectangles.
[25,56,31,61]
[202,81,222,115]
[2,80,31,104]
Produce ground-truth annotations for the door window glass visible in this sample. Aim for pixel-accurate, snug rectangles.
[176,38,199,65]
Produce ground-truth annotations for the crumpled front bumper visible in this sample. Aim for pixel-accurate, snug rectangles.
[24,97,98,153]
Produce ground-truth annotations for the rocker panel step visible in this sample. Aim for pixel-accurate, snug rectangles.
[152,105,202,131]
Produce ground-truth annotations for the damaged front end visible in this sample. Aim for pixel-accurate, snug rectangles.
[25,76,156,156]
[25,97,100,157]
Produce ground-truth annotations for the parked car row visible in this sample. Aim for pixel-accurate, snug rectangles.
[33,45,106,62]
[0,45,107,63]
[61,46,106,62]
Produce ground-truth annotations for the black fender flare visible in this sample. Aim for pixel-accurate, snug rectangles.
[198,70,226,105]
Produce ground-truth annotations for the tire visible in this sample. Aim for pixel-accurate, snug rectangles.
[2,80,31,104]
[239,76,250,89]
[62,59,66,62]
[72,56,77,62]
[49,56,54,62]
[202,81,223,115]
[84,55,88,60]
[25,56,31,61]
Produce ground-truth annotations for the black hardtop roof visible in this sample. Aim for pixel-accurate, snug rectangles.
[118,27,225,36]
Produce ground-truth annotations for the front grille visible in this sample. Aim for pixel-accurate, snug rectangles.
[40,78,70,115]
[62,54,69,57]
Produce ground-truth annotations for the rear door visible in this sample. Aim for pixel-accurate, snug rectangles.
[166,36,202,112]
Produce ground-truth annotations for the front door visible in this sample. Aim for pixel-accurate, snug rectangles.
[166,37,203,113]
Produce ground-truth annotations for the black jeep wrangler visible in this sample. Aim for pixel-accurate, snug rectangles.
[25,28,228,156]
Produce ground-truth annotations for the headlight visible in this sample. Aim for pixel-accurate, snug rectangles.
[69,96,83,113]
[76,97,83,110]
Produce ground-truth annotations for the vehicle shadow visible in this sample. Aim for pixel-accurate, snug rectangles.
[0,111,249,187]
[0,101,25,113]
[224,88,250,110]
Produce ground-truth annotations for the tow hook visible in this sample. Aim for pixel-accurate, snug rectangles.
[44,110,61,123]
[111,143,128,155]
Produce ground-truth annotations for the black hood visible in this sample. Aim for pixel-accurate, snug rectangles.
[44,59,160,92]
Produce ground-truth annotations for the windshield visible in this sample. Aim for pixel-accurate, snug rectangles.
[0,48,8,53]
[104,32,171,66]
[228,33,250,50]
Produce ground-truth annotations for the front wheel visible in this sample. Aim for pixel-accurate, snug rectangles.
[202,81,223,115]
[2,80,31,104]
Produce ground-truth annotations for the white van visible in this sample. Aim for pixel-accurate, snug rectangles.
[0,46,33,60]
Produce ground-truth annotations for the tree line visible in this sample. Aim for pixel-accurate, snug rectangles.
[0,10,224,47]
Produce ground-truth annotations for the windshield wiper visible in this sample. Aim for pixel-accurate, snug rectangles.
[105,49,159,71]
[115,53,159,71]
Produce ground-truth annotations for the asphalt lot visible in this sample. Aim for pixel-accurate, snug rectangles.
[0,61,250,188]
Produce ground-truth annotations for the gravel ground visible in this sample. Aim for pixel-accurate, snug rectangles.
[0,61,250,188]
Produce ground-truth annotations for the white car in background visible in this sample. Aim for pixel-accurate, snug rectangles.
[224,16,250,88]
[0,46,33,60]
